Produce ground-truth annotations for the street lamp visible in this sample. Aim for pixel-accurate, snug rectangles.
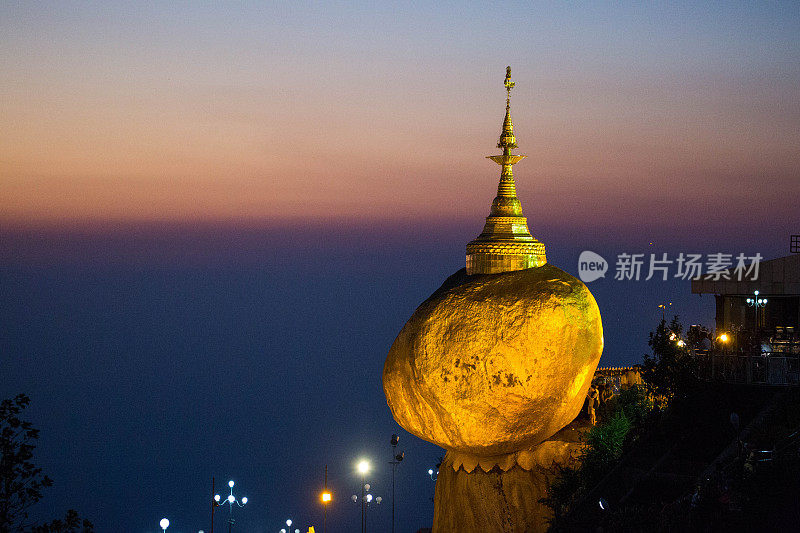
[355,460,369,533]
[389,434,404,533]
[213,479,248,533]
[320,464,332,533]
[160,518,169,532]
[352,482,382,533]
[746,290,768,333]
[320,490,332,533]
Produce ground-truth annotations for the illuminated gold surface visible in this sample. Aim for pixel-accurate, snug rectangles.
[432,421,589,533]
[383,66,604,532]
[382,264,603,456]
[466,66,546,274]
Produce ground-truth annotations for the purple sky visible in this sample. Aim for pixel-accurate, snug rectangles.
[1,2,799,532]
[2,2,798,232]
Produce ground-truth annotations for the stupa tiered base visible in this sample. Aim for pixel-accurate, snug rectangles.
[466,216,546,274]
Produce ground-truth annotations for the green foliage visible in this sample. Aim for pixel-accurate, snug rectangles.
[541,464,583,522]
[616,385,654,431]
[641,316,699,406]
[0,394,53,530]
[582,411,632,482]
[0,395,93,532]
[545,317,707,527]
[543,399,650,523]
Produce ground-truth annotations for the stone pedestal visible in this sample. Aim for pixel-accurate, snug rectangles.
[432,424,585,533]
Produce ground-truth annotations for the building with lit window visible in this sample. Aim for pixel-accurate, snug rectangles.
[692,253,800,336]
[692,252,800,384]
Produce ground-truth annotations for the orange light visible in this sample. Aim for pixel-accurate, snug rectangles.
[719,333,729,343]
[321,491,332,503]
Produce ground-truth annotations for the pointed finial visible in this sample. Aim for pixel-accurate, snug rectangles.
[466,66,546,274]
[504,66,515,104]
[498,66,517,150]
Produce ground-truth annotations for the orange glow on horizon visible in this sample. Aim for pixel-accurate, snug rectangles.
[2,4,797,231]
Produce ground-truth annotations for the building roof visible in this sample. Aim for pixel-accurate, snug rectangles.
[691,254,800,295]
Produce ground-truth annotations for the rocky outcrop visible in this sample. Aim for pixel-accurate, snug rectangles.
[383,265,603,455]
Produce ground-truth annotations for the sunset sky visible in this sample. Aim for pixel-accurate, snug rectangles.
[2,3,800,531]
[2,1,798,233]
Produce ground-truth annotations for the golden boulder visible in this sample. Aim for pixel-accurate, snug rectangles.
[383,265,603,456]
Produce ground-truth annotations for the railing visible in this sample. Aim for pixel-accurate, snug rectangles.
[702,352,800,386]
[594,366,643,391]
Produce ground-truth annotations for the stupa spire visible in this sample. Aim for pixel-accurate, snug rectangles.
[498,65,517,150]
[487,66,525,217]
[465,66,547,275]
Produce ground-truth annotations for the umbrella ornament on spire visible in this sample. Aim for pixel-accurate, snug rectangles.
[465,66,546,274]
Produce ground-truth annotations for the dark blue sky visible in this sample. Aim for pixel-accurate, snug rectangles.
[0,221,792,531]
[2,2,798,531]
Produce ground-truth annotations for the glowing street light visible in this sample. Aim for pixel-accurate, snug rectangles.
[212,479,248,533]
[353,461,381,533]
[321,490,332,533]
[320,464,332,533]
[719,333,729,343]
[358,460,368,533]
[160,518,169,532]
[352,482,382,533]
[746,290,768,332]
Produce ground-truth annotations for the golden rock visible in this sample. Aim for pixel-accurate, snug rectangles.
[382,265,603,456]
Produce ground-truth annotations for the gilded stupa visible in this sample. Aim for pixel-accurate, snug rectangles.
[383,67,604,532]
[466,66,546,275]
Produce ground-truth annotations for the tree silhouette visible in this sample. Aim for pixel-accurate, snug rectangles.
[641,316,699,407]
[31,510,93,533]
[0,394,93,532]
[0,394,52,530]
